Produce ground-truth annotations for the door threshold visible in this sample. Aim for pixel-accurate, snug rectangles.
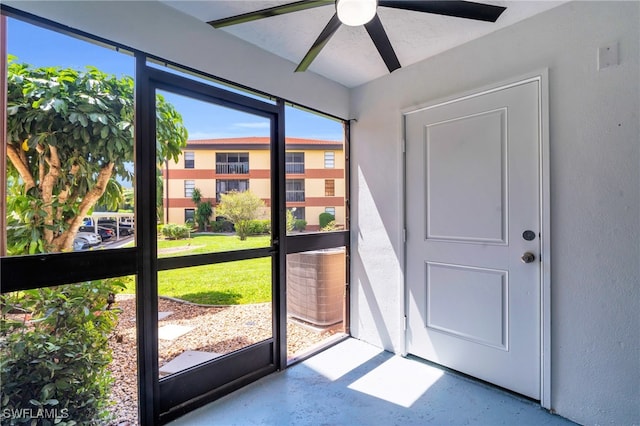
[404,353,541,406]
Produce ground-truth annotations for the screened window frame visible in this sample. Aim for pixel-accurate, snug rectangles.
[0,7,351,424]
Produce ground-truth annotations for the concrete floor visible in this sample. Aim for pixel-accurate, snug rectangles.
[170,338,574,426]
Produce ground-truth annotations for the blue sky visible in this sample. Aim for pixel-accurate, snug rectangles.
[7,17,344,141]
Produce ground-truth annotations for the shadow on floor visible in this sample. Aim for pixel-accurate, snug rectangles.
[169,338,574,426]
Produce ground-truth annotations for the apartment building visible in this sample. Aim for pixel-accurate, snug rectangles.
[162,137,345,231]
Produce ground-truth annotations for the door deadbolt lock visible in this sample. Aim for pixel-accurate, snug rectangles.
[521,252,536,264]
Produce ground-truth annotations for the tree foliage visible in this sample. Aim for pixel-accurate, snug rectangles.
[0,279,126,424]
[190,188,213,232]
[5,57,188,253]
[215,190,265,240]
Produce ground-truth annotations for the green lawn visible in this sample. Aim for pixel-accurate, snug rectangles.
[123,234,272,305]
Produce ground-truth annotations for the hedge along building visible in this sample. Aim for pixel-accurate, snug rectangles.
[161,137,345,231]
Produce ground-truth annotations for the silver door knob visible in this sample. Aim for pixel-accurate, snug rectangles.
[521,252,536,263]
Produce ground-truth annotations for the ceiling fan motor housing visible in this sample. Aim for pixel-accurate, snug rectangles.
[336,0,378,26]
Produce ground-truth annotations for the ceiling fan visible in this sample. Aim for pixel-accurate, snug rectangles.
[208,0,507,73]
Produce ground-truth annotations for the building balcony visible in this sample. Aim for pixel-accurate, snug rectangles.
[285,163,305,174]
[286,191,305,202]
[216,163,249,174]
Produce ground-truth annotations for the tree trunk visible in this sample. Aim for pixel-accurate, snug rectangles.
[51,162,115,252]
[6,144,36,192]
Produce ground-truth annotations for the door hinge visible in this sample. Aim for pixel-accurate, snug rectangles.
[403,228,407,243]
[403,316,407,331]
[401,139,406,153]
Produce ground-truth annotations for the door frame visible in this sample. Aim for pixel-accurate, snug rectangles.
[136,56,285,423]
[401,70,551,408]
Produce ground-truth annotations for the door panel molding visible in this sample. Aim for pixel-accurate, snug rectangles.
[426,261,509,351]
[425,108,508,245]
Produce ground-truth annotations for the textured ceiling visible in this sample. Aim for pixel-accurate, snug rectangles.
[162,1,565,88]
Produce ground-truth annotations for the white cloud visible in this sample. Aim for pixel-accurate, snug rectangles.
[233,122,270,129]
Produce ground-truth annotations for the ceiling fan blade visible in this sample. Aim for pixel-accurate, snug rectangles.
[364,14,401,73]
[208,0,333,28]
[378,1,506,22]
[295,14,342,72]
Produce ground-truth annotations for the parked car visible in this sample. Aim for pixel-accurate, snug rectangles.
[98,219,134,236]
[79,226,115,241]
[73,238,89,251]
[74,231,102,249]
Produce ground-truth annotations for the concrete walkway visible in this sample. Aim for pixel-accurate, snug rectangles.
[170,338,574,425]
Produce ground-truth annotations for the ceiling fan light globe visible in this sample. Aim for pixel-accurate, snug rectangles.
[336,0,377,26]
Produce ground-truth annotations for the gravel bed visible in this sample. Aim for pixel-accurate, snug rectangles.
[108,294,341,425]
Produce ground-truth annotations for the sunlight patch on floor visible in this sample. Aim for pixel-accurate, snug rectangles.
[348,356,444,407]
[303,338,383,381]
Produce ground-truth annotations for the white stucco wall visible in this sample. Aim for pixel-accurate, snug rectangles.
[349,2,639,425]
[2,0,349,119]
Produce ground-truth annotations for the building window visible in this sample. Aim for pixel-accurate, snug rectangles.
[288,207,305,221]
[216,179,249,202]
[325,179,335,196]
[216,153,249,174]
[286,179,305,202]
[184,151,195,169]
[184,180,195,198]
[285,152,305,174]
[184,208,195,223]
[325,207,336,217]
[324,151,335,168]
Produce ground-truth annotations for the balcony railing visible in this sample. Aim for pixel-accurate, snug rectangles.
[216,163,249,174]
[286,191,305,202]
[285,163,305,174]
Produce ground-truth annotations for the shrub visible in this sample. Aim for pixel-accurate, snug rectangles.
[185,218,197,231]
[0,279,125,424]
[321,220,340,232]
[210,220,234,233]
[246,220,271,236]
[294,219,307,231]
[319,212,335,229]
[161,223,191,240]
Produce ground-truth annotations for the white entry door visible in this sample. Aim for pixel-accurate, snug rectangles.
[405,80,541,399]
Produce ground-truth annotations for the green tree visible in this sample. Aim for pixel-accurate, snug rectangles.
[190,187,213,231]
[286,208,295,234]
[5,57,187,254]
[119,188,134,212]
[216,190,265,240]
